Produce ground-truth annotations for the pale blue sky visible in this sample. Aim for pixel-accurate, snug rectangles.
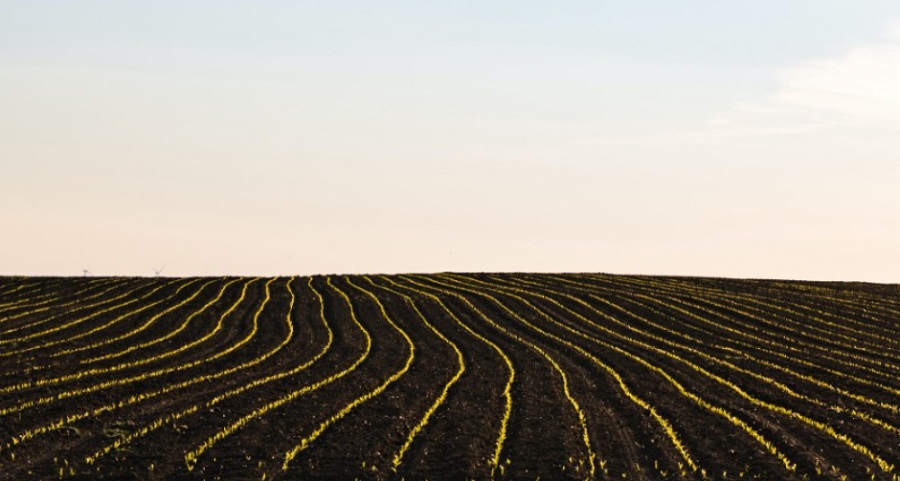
[2,2,900,280]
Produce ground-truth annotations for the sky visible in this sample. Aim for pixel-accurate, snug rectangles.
[2,1,900,281]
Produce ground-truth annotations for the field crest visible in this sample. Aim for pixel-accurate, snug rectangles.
[1,273,899,480]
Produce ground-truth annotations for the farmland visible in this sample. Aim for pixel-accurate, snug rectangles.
[1,273,899,480]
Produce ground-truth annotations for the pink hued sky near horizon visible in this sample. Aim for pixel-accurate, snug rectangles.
[2,2,899,282]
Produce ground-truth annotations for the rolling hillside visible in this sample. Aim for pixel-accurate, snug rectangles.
[0,273,898,480]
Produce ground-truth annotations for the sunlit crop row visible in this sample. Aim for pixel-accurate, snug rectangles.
[597,274,900,379]
[378,276,516,477]
[2,273,899,480]
[417,274,695,478]
[280,277,417,472]
[0,278,182,356]
[521,273,900,480]
[403,275,599,478]
[0,278,135,335]
[3,279,209,383]
[367,277,467,472]
[0,278,99,318]
[0,279,253,419]
[536,274,900,420]
[656,281,900,375]
[577,274,900,398]
[86,278,289,467]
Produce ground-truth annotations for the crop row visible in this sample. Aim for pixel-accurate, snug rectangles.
[0,274,898,480]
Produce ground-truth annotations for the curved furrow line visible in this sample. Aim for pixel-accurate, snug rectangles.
[45,278,221,363]
[378,275,516,478]
[0,277,285,479]
[66,277,309,471]
[7,277,294,474]
[406,276,597,479]
[628,274,900,372]
[0,278,136,333]
[624,276,900,365]
[173,276,369,472]
[665,276,900,317]
[542,274,900,409]
[2,280,200,379]
[644,275,900,339]
[414,274,680,479]
[0,280,35,300]
[4,278,209,375]
[74,275,329,471]
[571,275,900,388]
[0,278,182,349]
[837,294,900,321]
[511,274,900,423]
[586,275,900,378]
[277,276,416,473]
[629,292,900,396]
[0,278,304,478]
[75,278,235,366]
[0,278,136,332]
[4,278,223,382]
[3,274,898,479]
[398,276,597,480]
[711,289,900,356]
[589,287,900,478]
[0,279,205,391]
[0,278,292,466]
[624,292,900,408]
[360,276,466,472]
[498,275,900,473]
[0,278,258,420]
[446,274,789,478]
[694,291,900,370]
[652,277,900,342]
[0,278,69,312]
[0,277,96,314]
[775,294,900,343]
[453,274,898,481]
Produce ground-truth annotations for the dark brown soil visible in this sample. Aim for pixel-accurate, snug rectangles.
[1,273,898,480]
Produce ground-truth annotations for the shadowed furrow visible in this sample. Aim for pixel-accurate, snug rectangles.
[0,274,898,481]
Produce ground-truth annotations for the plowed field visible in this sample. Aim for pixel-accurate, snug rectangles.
[1,273,899,480]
